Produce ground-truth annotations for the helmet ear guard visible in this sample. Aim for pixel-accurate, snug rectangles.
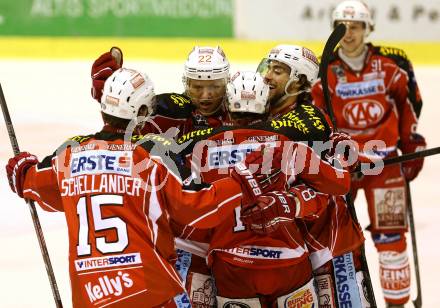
[226,71,270,115]
[101,68,155,124]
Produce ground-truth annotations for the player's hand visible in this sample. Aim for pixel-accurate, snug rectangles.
[91,47,123,102]
[328,131,359,173]
[240,191,300,234]
[243,145,286,192]
[230,145,285,206]
[400,133,426,181]
[6,152,39,198]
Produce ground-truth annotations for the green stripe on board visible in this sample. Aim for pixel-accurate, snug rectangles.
[1,37,440,65]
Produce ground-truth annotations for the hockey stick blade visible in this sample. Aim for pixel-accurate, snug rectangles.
[0,84,63,308]
[319,23,346,126]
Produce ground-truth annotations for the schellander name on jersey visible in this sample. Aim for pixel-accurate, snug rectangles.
[60,174,142,197]
[336,79,385,99]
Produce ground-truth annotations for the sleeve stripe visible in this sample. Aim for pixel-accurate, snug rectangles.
[22,189,61,212]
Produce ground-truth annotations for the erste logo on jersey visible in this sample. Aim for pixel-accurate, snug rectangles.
[343,99,384,128]
[207,142,274,168]
[336,79,385,99]
[70,150,132,177]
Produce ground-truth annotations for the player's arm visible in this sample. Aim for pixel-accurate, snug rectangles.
[6,152,64,212]
[239,183,330,234]
[384,50,427,180]
[379,46,423,118]
[155,160,242,229]
[293,142,351,196]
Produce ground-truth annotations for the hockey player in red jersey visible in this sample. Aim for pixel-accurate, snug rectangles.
[5,68,268,308]
[258,44,369,307]
[91,46,231,137]
[173,71,360,308]
[311,1,426,307]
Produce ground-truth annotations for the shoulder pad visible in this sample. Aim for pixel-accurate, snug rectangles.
[139,133,176,151]
[375,45,412,71]
[57,134,93,150]
[68,135,93,143]
[177,127,216,145]
[154,92,194,119]
[376,45,409,61]
[270,104,330,141]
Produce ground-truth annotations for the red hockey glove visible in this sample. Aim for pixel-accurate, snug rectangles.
[400,133,426,181]
[243,145,286,192]
[328,131,359,173]
[91,47,123,102]
[6,152,39,198]
[230,145,284,207]
[240,191,300,235]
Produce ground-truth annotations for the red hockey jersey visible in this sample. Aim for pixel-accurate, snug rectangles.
[22,129,242,307]
[312,43,422,158]
[175,104,351,269]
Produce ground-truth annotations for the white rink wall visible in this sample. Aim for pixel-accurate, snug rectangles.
[0,60,439,307]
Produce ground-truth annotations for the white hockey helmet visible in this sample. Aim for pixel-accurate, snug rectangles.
[332,0,374,34]
[264,44,319,84]
[183,46,230,81]
[226,71,270,115]
[101,68,155,121]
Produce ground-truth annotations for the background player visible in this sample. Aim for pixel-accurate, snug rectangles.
[312,1,426,307]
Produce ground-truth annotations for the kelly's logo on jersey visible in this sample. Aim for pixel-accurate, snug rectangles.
[342,99,384,128]
[336,79,385,99]
[70,150,132,177]
[85,271,135,303]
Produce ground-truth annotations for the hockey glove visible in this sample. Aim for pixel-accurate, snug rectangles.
[91,47,123,102]
[240,191,300,235]
[230,145,281,206]
[243,145,286,192]
[328,131,359,173]
[400,133,426,181]
[6,152,39,198]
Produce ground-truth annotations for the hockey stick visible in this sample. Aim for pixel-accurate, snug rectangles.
[352,146,440,174]
[320,23,378,308]
[407,182,422,308]
[0,84,63,308]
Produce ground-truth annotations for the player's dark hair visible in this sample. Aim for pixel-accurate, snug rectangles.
[100,105,148,130]
[101,112,131,129]
[297,74,313,104]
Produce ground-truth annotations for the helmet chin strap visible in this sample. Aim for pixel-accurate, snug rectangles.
[271,78,309,108]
